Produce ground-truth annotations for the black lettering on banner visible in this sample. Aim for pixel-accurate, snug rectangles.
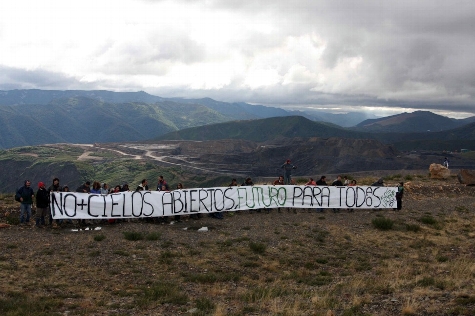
[122,193,131,218]
[172,191,184,214]
[345,187,356,207]
[205,189,215,212]
[77,199,87,211]
[189,189,198,213]
[161,191,173,216]
[365,187,374,207]
[102,195,107,217]
[372,187,381,207]
[314,186,330,207]
[142,192,154,216]
[337,187,345,207]
[63,193,77,217]
[131,191,143,217]
[110,194,121,217]
[197,189,210,212]
[292,186,302,206]
[87,195,100,217]
[213,189,225,211]
[50,193,63,217]
[224,188,235,210]
[356,187,366,207]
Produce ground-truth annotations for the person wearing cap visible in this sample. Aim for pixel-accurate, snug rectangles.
[281,159,297,185]
[35,182,49,227]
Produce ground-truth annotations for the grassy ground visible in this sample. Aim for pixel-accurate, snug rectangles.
[0,177,474,315]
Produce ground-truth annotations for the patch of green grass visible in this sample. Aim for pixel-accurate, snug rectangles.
[94,234,106,241]
[123,231,143,241]
[145,232,161,241]
[6,244,18,249]
[243,286,289,303]
[406,224,421,232]
[419,215,437,225]
[249,242,267,254]
[196,297,215,313]
[89,250,101,257]
[437,256,449,262]
[372,217,394,230]
[417,277,435,287]
[0,291,64,315]
[182,272,240,283]
[136,282,188,307]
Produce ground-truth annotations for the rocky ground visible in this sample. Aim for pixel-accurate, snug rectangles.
[1,176,475,316]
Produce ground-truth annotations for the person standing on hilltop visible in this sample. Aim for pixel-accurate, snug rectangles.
[15,180,35,225]
[396,182,404,211]
[47,177,63,226]
[443,157,449,169]
[35,182,49,228]
[156,175,169,191]
[281,159,297,185]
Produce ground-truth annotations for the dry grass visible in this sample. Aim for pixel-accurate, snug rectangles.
[1,180,475,315]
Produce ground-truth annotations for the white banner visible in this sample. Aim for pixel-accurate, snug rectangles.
[50,185,398,219]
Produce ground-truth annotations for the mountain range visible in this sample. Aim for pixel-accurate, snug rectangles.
[0,89,475,151]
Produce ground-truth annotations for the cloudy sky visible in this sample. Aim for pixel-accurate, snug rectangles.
[1,0,475,118]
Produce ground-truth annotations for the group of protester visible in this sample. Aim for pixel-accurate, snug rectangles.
[14,159,404,227]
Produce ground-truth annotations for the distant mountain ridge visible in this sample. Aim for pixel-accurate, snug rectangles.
[353,110,472,133]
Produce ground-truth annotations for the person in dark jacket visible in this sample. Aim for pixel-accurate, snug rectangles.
[372,178,385,186]
[35,182,49,227]
[281,159,297,185]
[316,176,327,186]
[396,182,404,210]
[15,180,35,224]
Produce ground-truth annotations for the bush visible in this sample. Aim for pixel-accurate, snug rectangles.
[249,242,267,254]
[406,224,421,232]
[94,234,106,241]
[123,231,143,241]
[419,215,437,225]
[372,217,394,230]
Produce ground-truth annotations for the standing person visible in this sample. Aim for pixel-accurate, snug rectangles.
[306,178,316,185]
[316,176,327,186]
[136,179,149,191]
[371,178,385,186]
[47,178,63,226]
[396,182,404,211]
[90,181,102,194]
[156,176,169,191]
[273,176,285,185]
[101,183,109,195]
[76,181,91,193]
[35,182,49,228]
[15,180,35,225]
[332,175,343,186]
[281,159,297,185]
[443,157,449,169]
[241,177,254,186]
[343,176,350,186]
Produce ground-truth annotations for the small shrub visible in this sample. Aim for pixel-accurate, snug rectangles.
[404,175,413,181]
[372,217,394,230]
[437,256,449,262]
[123,231,143,241]
[146,232,161,241]
[94,234,106,241]
[196,297,215,313]
[249,242,266,254]
[406,224,421,232]
[417,277,435,287]
[419,215,437,225]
